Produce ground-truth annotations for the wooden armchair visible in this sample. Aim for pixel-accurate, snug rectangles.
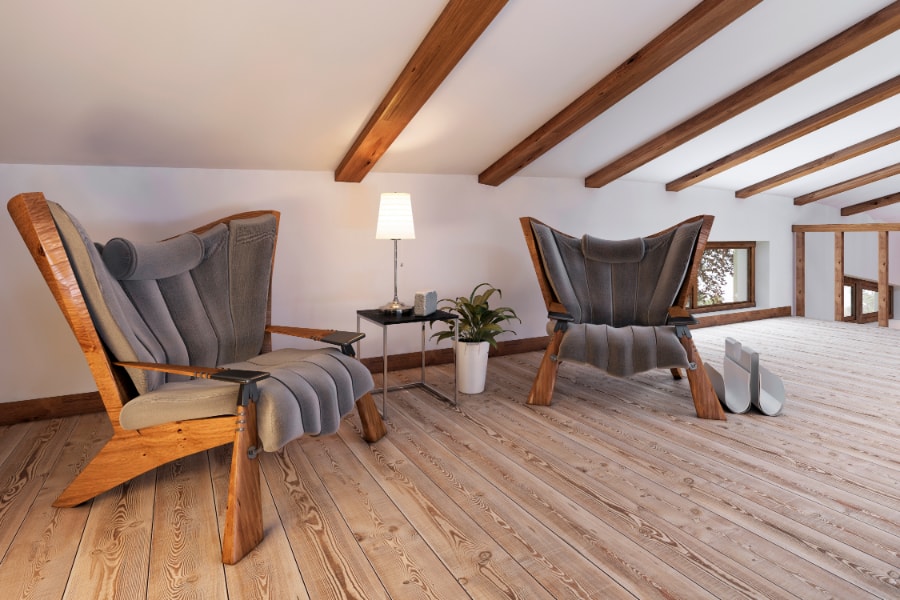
[8,192,386,564]
[520,215,725,420]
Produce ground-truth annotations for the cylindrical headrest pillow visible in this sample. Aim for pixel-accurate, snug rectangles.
[102,233,204,280]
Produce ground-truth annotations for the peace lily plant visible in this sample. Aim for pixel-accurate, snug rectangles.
[431,283,520,393]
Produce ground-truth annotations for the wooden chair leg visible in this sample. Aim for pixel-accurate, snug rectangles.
[678,335,727,421]
[356,392,387,442]
[670,368,683,380]
[222,403,264,565]
[527,329,564,406]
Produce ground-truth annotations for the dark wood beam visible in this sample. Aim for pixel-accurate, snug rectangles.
[334,0,507,183]
[585,2,900,189]
[840,191,900,216]
[793,222,900,232]
[667,75,900,191]
[736,127,900,198]
[477,0,760,187]
[794,162,900,205]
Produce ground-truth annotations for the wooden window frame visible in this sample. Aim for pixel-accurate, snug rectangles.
[842,275,893,324]
[689,241,756,314]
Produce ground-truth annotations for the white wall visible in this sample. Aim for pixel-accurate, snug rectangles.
[0,164,842,403]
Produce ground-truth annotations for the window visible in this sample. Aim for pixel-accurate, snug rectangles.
[842,276,892,324]
[689,242,755,313]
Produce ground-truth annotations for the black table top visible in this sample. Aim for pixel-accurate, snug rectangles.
[357,308,458,326]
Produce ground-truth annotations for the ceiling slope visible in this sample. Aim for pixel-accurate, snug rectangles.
[476,0,760,187]
[665,74,900,192]
[794,163,900,205]
[583,1,900,188]
[334,0,507,183]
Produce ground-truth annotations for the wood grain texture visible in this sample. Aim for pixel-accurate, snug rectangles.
[1,317,898,598]
[795,232,805,317]
[840,190,900,216]
[585,2,900,188]
[693,306,792,328]
[222,403,264,565]
[793,222,900,232]
[148,452,226,599]
[878,231,889,327]
[794,161,900,205]
[737,126,900,198]
[835,231,844,322]
[335,0,507,182]
[0,413,105,600]
[667,74,900,191]
[0,392,103,426]
[478,0,760,186]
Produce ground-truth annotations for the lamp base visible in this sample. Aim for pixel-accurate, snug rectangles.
[380,299,413,315]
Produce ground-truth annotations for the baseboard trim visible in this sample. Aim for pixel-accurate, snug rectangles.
[2,309,794,426]
[693,306,792,328]
[0,392,104,427]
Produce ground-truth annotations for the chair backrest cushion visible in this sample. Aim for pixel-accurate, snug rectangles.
[531,218,702,327]
[48,201,276,394]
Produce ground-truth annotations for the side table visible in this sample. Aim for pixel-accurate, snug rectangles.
[357,309,458,416]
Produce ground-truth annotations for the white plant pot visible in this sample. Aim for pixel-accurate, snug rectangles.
[456,340,490,394]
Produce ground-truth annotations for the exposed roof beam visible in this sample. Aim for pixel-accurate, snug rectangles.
[840,191,900,216]
[585,2,900,189]
[793,222,900,232]
[735,127,900,198]
[795,162,900,205]
[334,0,507,183]
[476,0,760,187]
[667,75,900,192]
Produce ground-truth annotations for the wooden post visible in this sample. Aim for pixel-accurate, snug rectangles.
[834,232,844,322]
[795,231,805,317]
[878,231,889,327]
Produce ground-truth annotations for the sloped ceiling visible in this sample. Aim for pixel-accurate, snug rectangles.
[1,0,898,218]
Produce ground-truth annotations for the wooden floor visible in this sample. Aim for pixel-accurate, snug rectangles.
[0,317,898,599]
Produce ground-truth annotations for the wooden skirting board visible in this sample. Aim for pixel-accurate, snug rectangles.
[2,306,791,426]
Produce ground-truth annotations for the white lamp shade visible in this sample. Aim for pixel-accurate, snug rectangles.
[376,192,415,240]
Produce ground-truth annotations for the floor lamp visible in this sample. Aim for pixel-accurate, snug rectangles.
[376,192,415,314]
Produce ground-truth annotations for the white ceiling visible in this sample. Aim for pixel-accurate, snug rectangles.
[1,1,898,216]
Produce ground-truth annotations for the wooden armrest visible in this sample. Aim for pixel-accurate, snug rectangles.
[266,325,365,356]
[114,361,269,384]
[667,306,698,327]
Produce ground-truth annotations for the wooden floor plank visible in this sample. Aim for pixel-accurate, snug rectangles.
[379,401,637,599]
[259,436,389,600]
[0,418,77,559]
[208,444,311,600]
[0,317,897,599]
[62,470,157,600]
[147,452,226,600]
[388,389,723,600]
[313,429,480,599]
[488,362,893,599]
[0,412,106,599]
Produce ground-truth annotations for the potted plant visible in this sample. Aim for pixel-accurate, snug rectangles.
[431,282,520,394]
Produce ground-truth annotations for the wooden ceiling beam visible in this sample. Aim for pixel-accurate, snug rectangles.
[840,191,900,216]
[477,0,760,187]
[735,126,900,198]
[334,0,507,183]
[793,222,900,233]
[795,162,900,205]
[667,75,900,192]
[585,2,900,189]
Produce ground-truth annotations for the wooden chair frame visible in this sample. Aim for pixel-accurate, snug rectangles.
[8,192,386,564]
[520,215,726,420]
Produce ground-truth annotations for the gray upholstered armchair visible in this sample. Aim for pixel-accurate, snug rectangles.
[9,192,386,564]
[520,215,725,420]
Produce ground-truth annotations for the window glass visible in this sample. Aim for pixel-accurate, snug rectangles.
[693,243,754,311]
